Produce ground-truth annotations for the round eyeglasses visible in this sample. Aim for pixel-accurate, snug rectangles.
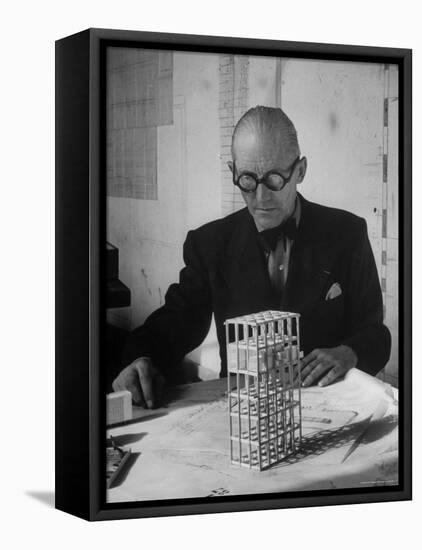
[233,157,300,193]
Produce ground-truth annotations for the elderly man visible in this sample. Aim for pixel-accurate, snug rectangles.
[112,106,391,408]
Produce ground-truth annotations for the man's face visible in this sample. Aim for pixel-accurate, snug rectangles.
[231,138,305,231]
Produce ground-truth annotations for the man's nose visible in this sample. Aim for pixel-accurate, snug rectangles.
[255,182,272,203]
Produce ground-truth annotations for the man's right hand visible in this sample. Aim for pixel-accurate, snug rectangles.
[112,357,164,408]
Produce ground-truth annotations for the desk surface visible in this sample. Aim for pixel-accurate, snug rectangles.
[106,369,398,503]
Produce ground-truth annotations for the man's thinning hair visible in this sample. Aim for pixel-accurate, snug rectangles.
[231,106,300,162]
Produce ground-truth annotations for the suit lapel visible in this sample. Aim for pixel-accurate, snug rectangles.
[282,195,334,313]
[222,209,274,313]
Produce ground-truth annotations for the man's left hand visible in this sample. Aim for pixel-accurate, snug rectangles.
[300,345,358,387]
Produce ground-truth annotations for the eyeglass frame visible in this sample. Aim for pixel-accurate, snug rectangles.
[232,156,301,193]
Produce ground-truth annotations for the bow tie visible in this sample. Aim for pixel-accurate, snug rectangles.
[258,217,298,252]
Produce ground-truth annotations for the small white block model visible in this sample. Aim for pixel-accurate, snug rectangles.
[106,390,133,425]
[225,310,303,470]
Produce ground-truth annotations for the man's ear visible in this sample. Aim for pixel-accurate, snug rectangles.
[227,160,234,173]
[296,157,307,184]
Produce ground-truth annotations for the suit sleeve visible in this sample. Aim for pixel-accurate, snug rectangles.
[340,218,391,376]
[121,230,213,377]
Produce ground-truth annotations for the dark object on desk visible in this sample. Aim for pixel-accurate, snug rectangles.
[107,279,131,308]
[106,241,131,308]
[106,242,119,279]
[106,437,132,488]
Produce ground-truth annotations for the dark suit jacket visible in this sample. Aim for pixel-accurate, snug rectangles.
[123,194,391,378]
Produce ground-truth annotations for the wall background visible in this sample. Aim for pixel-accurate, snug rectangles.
[107,51,399,385]
[1,1,419,549]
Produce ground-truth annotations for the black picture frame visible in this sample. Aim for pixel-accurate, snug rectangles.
[55,28,412,521]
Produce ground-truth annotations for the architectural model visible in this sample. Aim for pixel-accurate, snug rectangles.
[225,310,303,470]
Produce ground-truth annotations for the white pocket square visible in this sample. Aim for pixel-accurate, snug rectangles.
[325,282,342,300]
